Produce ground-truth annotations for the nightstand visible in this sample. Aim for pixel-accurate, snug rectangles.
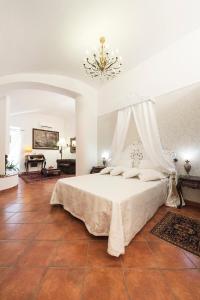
[90,166,105,174]
[177,175,200,209]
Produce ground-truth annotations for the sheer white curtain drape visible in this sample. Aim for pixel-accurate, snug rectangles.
[132,100,174,173]
[111,100,179,207]
[132,100,179,207]
[111,107,132,165]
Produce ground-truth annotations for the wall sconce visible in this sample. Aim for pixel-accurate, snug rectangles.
[57,138,67,160]
[184,160,191,175]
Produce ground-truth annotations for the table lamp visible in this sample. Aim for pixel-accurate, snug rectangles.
[24,146,32,155]
[57,138,67,160]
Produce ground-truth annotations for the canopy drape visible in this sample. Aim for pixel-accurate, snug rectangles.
[111,107,132,166]
[111,99,180,207]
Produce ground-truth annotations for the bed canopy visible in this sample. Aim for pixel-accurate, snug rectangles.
[111,99,179,207]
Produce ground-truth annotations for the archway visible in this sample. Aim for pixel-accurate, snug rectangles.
[0,73,98,176]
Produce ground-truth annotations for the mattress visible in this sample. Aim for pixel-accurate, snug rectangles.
[50,174,168,256]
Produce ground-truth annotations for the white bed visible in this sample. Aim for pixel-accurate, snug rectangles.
[50,173,168,256]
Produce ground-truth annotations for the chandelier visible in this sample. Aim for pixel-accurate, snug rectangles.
[83,37,122,80]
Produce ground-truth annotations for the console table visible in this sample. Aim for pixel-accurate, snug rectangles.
[25,154,46,173]
[177,175,200,208]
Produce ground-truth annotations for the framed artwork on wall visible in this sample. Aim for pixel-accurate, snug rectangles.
[70,137,76,153]
[32,128,59,150]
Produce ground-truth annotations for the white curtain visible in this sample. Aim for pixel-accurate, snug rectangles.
[111,107,132,165]
[132,100,179,207]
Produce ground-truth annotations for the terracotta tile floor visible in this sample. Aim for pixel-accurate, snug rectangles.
[0,178,200,300]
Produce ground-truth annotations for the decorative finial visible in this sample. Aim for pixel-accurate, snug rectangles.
[100,36,106,44]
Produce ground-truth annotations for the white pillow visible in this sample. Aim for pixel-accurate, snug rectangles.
[110,166,124,176]
[139,159,159,170]
[99,167,113,175]
[123,168,140,179]
[139,169,167,181]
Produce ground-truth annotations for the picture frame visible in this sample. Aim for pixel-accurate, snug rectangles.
[32,128,59,150]
[70,137,76,153]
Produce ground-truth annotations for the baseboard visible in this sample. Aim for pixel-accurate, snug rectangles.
[185,199,200,209]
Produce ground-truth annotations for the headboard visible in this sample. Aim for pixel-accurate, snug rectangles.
[121,143,176,167]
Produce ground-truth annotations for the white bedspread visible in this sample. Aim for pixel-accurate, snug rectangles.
[50,174,168,256]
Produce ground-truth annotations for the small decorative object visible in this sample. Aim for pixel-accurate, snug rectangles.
[57,138,67,159]
[184,160,191,175]
[48,166,54,169]
[172,152,178,163]
[83,36,122,80]
[101,152,109,167]
[102,157,106,167]
[32,128,59,150]
[70,137,76,153]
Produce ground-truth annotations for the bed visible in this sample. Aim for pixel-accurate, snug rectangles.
[50,173,168,256]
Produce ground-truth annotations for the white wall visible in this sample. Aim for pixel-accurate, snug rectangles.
[11,112,75,172]
[0,96,10,175]
[76,94,98,175]
[98,27,200,115]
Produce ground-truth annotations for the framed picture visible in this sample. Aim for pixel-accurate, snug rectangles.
[32,128,59,150]
[70,137,76,153]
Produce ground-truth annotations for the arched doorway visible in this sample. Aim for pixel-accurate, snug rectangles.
[0,73,98,176]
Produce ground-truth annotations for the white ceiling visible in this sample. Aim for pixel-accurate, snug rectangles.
[9,89,75,117]
[1,0,200,87]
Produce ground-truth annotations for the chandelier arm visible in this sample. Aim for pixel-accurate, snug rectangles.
[84,65,96,71]
[86,59,98,70]
[95,58,102,70]
[105,58,118,70]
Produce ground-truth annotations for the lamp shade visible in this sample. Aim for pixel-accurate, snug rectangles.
[57,138,67,147]
[24,146,32,153]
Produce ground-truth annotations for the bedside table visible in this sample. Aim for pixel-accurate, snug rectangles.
[177,175,200,209]
[90,166,105,174]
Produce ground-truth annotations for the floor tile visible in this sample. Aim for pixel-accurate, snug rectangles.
[18,241,57,267]
[124,269,175,300]
[44,209,70,223]
[11,223,43,240]
[0,241,28,266]
[63,219,91,240]
[0,267,45,300]
[0,212,16,223]
[122,241,158,268]
[82,267,128,300]
[36,268,84,300]
[87,240,122,267]
[35,223,67,240]
[50,240,88,267]
[0,268,13,284]
[0,223,17,239]
[5,203,28,213]
[162,270,200,300]
[6,211,49,223]
[183,251,200,268]
[148,241,195,269]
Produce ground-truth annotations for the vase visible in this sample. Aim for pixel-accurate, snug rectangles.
[184,160,191,175]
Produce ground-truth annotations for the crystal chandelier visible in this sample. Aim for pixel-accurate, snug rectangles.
[83,37,122,80]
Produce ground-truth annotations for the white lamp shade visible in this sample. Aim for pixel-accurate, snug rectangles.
[57,138,67,147]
